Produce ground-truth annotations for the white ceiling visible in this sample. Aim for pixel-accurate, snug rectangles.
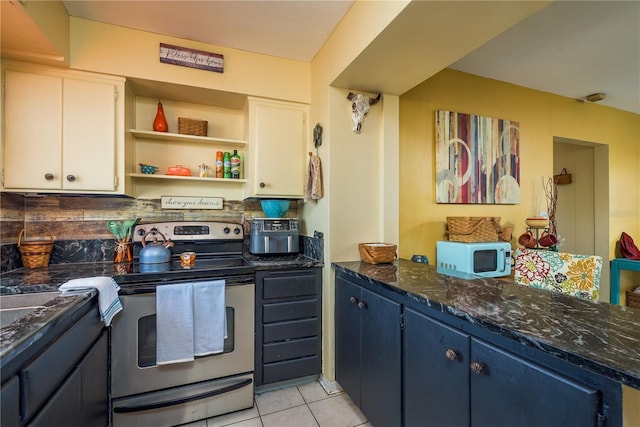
[61,1,640,115]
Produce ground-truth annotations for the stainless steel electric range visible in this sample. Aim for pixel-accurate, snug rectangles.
[110,221,255,427]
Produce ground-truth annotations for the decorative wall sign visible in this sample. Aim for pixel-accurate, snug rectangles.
[161,196,223,210]
[159,43,224,73]
[435,110,520,204]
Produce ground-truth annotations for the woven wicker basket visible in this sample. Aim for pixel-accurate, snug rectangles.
[626,290,640,308]
[178,117,208,136]
[359,243,397,264]
[446,217,502,242]
[18,226,54,269]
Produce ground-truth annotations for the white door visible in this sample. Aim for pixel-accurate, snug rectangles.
[3,71,62,190]
[250,99,307,197]
[62,78,116,191]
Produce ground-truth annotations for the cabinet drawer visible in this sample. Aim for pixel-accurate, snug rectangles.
[263,299,318,322]
[262,274,318,299]
[20,308,102,422]
[263,337,319,363]
[263,356,320,384]
[263,318,318,342]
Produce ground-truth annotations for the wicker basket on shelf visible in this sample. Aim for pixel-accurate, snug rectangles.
[178,117,208,136]
[18,226,54,269]
[359,243,397,264]
[626,290,640,308]
[445,216,502,242]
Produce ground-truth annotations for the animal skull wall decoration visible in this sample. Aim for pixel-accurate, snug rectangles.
[347,92,381,133]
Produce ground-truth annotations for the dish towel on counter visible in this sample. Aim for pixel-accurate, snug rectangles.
[59,276,122,327]
[304,154,323,203]
[156,283,195,365]
[156,281,227,364]
[193,280,226,356]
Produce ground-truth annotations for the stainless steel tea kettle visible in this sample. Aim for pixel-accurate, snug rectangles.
[139,230,174,264]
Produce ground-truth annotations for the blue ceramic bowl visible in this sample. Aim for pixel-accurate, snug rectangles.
[139,164,159,174]
[260,200,290,218]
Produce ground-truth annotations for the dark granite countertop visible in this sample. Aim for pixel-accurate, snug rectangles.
[0,289,97,382]
[244,253,324,270]
[0,256,323,293]
[333,259,640,390]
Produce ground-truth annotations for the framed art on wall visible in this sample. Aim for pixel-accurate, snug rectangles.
[435,110,520,204]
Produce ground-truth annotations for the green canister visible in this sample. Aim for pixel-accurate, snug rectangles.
[230,150,241,179]
[223,152,231,178]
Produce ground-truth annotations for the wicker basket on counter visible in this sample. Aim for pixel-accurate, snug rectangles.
[445,216,502,242]
[178,117,208,136]
[18,226,54,269]
[626,290,640,308]
[359,243,397,264]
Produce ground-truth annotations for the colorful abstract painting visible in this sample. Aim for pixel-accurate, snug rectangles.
[435,110,520,204]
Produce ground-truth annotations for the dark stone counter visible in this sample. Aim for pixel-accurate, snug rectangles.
[0,290,97,382]
[333,259,640,390]
[244,253,324,270]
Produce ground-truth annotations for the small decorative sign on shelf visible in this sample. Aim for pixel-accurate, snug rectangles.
[161,196,223,210]
[159,43,224,73]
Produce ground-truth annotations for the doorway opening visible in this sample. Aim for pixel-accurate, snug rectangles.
[553,137,610,301]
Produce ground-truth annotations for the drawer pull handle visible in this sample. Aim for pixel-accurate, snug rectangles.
[44,173,54,181]
[470,361,484,374]
[350,296,357,304]
[357,301,366,310]
[445,348,457,360]
[66,174,76,182]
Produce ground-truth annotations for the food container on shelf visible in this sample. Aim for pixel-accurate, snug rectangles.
[166,165,192,176]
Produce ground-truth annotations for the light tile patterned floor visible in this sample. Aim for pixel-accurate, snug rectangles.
[193,380,370,427]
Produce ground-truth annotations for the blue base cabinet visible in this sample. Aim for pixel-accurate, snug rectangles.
[335,269,622,427]
[404,308,602,427]
[335,275,402,427]
[255,268,322,386]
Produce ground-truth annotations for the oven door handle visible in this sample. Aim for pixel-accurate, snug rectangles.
[112,377,253,413]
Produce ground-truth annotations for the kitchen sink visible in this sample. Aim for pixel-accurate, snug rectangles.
[0,292,61,328]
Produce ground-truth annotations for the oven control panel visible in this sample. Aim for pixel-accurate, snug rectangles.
[132,221,244,242]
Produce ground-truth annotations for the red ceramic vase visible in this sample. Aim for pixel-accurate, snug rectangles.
[153,101,168,132]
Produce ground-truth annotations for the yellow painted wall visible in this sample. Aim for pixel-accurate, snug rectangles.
[69,18,310,104]
[624,385,640,427]
[307,0,409,385]
[399,69,640,265]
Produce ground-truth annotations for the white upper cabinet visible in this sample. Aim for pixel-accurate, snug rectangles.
[2,65,127,194]
[248,97,308,198]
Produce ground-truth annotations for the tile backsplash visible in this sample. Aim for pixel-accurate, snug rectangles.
[0,193,322,272]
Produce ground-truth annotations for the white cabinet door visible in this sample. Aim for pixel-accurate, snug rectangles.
[249,98,307,198]
[62,78,116,191]
[2,70,118,192]
[3,71,63,190]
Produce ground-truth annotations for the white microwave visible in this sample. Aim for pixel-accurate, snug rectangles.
[436,241,512,279]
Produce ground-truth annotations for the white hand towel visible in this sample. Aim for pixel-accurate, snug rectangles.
[156,283,195,365]
[193,280,226,356]
[59,276,122,326]
[304,155,323,203]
